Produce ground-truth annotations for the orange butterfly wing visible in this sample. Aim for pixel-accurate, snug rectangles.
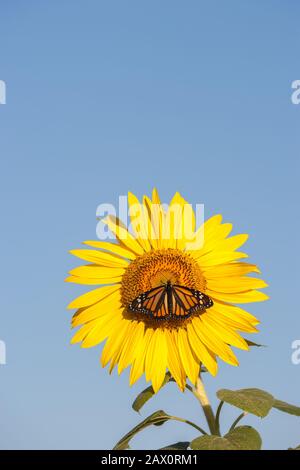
[128,285,168,318]
[128,284,213,319]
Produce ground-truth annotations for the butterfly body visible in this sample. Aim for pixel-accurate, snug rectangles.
[128,281,213,320]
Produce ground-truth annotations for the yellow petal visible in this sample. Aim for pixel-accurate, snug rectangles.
[162,192,181,249]
[169,193,196,251]
[69,249,129,267]
[212,234,249,252]
[151,188,163,249]
[197,251,248,267]
[108,347,123,374]
[67,285,119,309]
[204,222,233,246]
[108,321,138,374]
[103,215,144,255]
[80,310,123,348]
[201,314,249,350]
[152,187,161,205]
[203,262,260,278]
[213,315,258,333]
[83,240,136,260]
[101,319,130,367]
[70,320,98,344]
[69,265,125,279]
[71,290,121,327]
[143,195,159,249]
[71,310,121,346]
[117,321,145,374]
[195,215,223,242]
[211,302,260,327]
[190,218,232,254]
[193,317,239,366]
[187,321,218,376]
[128,192,152,252]
[207,289,269,303]
[65,275,121,285]
[145,328,167,392]
[165,329,186,391]
[129,328,153,386]
[207,276,268,293]
[177,328,200,385]
[72,307,110,329]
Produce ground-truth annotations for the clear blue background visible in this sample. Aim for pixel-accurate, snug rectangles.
[0,0,299,450]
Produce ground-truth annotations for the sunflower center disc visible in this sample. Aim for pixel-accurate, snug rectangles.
[121,248,206,311]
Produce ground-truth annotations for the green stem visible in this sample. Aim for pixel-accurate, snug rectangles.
[193,374,219,436]
[229,411,248,431]
[169,416,207,436]
[215,400,224,435]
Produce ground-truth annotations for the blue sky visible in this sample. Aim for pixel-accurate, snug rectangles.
[0,1,299,450]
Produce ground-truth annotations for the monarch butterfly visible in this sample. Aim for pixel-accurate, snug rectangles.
[128,281,213,319]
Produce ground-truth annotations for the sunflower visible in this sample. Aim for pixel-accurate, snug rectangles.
[66,189,268,392]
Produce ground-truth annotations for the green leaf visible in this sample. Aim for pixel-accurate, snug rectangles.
[113,410,205,450]
[273,399,300,417]
[159,441,190,450]
[245,339,265,347]
[191,435,235,450]
[224,426,262,450]
[217,388,274,417]
[191,426,262,450]
[113,410,170,450]
[132,373,172,413]
[132,366,207,414]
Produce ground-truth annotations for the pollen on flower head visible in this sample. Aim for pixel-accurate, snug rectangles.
[120,248,206,308]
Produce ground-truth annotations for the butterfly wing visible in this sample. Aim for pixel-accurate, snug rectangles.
[128,285,169,318]
[171,285,213,317]
[128,284,213,319]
